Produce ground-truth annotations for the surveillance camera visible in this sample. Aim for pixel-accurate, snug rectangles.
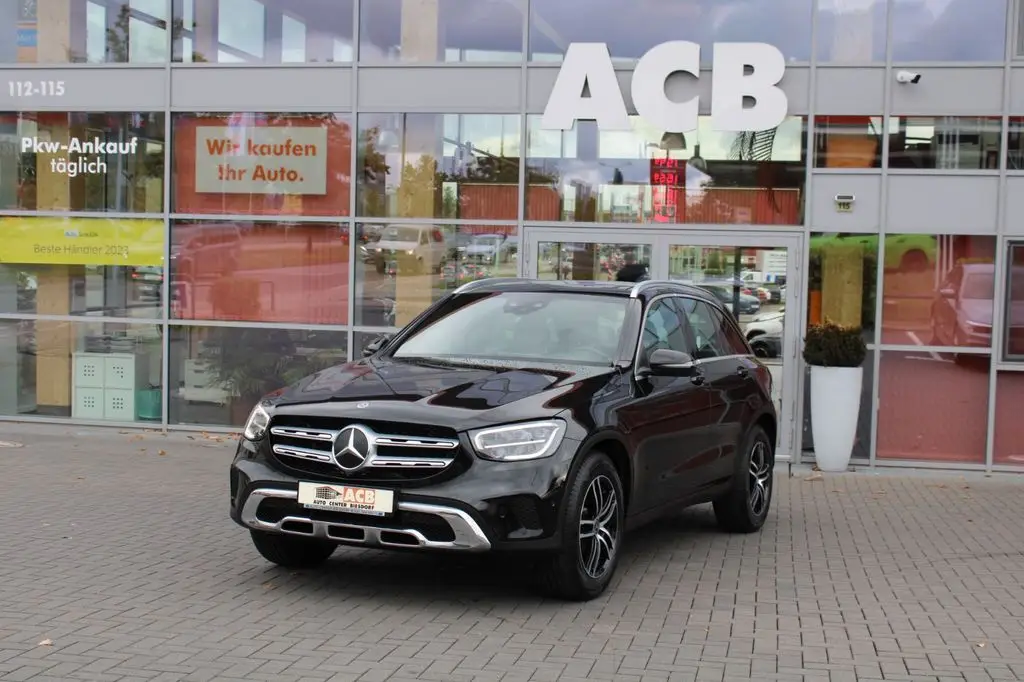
[895,70,922,84]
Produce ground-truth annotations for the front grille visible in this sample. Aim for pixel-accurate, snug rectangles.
[267,416,463,484]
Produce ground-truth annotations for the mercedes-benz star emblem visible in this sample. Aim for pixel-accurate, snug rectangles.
[333,425,374,472]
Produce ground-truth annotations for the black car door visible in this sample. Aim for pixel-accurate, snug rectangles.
[619,297,714,512]
[676,298,759,486]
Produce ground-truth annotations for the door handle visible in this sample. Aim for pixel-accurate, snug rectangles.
[691,371,706,386]
[736,365,749,377]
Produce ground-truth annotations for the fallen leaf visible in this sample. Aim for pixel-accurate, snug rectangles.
[928,483,948,489]
[976,642,986,648]
[804,472,823,482]
[139,448,146,452]
[831,489,843,493]
[262,582,276,590]
[873,490,887,495]
[158,450,167,456]
[128,435,143,442]
[38,639,52,647]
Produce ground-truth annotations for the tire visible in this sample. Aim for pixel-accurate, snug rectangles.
[250,530,337,569]
[712,425,774,533]
[539,452,625,601]
[746,330,764,341]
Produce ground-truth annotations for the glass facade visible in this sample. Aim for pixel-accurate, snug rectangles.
[1,0,1023,475]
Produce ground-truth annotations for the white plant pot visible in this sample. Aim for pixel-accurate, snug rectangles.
[809,365,863,472]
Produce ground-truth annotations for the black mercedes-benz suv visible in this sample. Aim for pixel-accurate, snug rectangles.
[230,278,777,600]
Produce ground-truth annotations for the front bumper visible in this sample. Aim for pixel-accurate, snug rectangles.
[240,487,492,552]
[230,435,582,554]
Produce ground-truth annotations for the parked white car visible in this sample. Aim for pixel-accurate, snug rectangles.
[744,308,785,340]
[365,224,447,274]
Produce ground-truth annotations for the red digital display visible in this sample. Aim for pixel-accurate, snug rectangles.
[650,170,680,186]
[649,157,683,186]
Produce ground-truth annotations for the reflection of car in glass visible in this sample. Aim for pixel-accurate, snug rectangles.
[698,284,761,315]
[231,279,777,601]
[365,224,447,274]
[750,333,781,359]
[130,266,163,300]
[441,262,489,286]
[744,309,785,340]
[931,263,994,348]
[463,234,506,263]
[445,231,475,260]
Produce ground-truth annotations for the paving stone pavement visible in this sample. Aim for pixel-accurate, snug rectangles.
[1,422,1023,682]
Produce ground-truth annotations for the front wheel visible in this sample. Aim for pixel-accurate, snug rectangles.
[539,452,625,601]
[713,425,774,533]
[250,530,337,569]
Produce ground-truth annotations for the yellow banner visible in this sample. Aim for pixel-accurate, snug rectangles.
[0,216,164,267]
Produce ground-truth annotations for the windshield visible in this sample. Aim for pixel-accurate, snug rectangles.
[962,273,995,300]
[392,292,629,365]
[381,226,421,242]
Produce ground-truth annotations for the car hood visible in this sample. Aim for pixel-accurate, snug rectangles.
[261,356,615,430]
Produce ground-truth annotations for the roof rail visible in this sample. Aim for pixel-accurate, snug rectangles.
[453,277,526,294]
[628,279,662,298]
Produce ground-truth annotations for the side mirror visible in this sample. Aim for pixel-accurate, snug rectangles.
[939,287,956,299]
[646,348,697,376]
[362,333,392,357]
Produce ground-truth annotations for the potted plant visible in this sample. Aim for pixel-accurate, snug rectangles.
[803,320,867,472]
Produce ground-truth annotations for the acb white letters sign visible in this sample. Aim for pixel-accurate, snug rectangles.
[540,41,788,133]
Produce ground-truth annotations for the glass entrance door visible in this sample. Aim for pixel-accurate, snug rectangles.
[521,227,803,460]
[660,233,802,460]
[521,229,657,282]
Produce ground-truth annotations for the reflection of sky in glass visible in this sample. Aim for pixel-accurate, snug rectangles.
[218,0,266,58]
[86,1,106,63]
[442,115,521,158]
[129,19,166,63]
[131,0,167,19]
[530,0,813,62]
[281,15,306,63]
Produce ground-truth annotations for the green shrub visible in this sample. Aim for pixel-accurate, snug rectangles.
[803,321,867,368]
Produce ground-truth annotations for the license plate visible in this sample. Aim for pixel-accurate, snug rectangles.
[297,482,394,517]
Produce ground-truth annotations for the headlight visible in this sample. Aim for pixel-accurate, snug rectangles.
[470,420,566,462]
[243,403,271,440]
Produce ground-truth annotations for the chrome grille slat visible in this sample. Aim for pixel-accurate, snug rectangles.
[270,426,337,442]
[376,436,458,449]
[371,456,453,468]
[272,444,335,463]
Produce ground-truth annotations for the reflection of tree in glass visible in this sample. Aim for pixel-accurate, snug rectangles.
[198,328,340,424]
[358,125,559,219]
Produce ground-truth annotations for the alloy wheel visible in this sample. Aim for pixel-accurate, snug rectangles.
[578,475,619,580]
[748,441,771,516]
